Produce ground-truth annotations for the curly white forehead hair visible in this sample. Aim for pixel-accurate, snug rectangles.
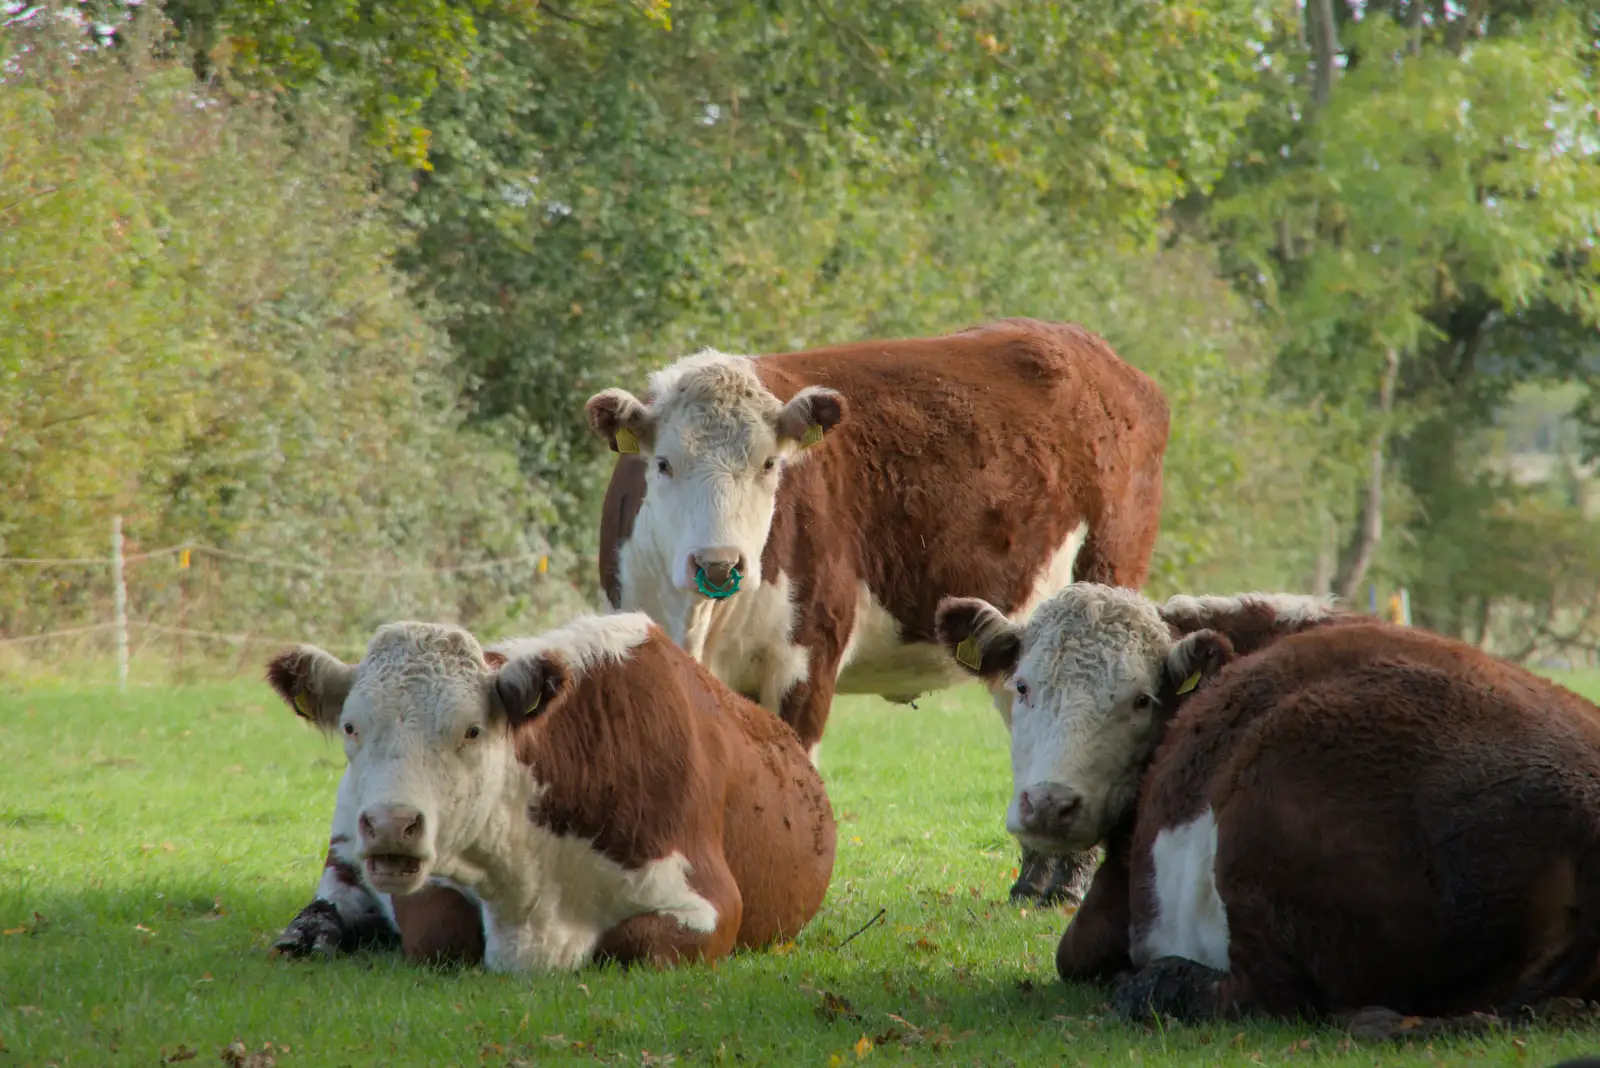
[1019,584,1175,694]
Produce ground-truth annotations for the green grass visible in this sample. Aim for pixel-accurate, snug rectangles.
[5,673,1600,1067]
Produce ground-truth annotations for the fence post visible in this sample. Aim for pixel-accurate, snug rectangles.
[111,515,129,693]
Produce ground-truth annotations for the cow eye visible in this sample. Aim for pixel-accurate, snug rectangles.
[655,457,672,477]
[1132,694,1154,711]
[464,724,482,741]
[342,722,356,737]
[1014,680,1029,699]
[763,457,778,473]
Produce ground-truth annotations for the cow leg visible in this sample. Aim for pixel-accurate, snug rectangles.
[275,771,400,958]
[1011,845,1101,907]
[595,855,743,968]
[1057,836,1134,981]
[1112,955,1233,1023]
[777,661,838,753]
[390,883,486,967]
[273,840,399,957]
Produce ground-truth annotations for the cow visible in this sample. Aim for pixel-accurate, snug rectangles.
[935,583,1600,1026]
[586,317,1170,905]
[265,612,837,971]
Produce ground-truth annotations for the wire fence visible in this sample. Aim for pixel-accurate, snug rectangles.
[0,518,590,689]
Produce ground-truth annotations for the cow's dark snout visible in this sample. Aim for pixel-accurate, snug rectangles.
[1017,785,1083,838]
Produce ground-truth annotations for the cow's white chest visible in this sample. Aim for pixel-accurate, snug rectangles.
[1133,807,1230,971]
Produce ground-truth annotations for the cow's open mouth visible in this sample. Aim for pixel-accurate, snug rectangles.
[365,853,426,884]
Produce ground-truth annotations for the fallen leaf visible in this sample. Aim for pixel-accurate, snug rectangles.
[163,1045,197,1063]
[220,1041,277,1068]
[2,927,23,936]
[542,1034,569,1048]
[815,991,861,1024]
[852,1035,873,1060]
[912,936,937,953]
[17,1006,40,1016]
[135,924,155,935]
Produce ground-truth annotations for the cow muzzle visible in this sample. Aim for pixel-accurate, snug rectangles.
[358,803,432,892]
[1008,783,1087,854]
[689,548,746,600]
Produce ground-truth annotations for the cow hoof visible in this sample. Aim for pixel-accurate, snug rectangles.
[272,900,346,958]
[1112,956,1224,1023]
[1009,847,1099,907]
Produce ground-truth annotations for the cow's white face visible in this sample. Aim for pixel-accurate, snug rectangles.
[937,585,1228,855]
[586,352,845,597]
[267,623,566,896]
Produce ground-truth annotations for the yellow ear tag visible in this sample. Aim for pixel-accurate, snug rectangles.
[1176,671,1202,696]
[614,427,640,454]
[293,692,314,717]
[800,423,824,449]
[955,636,982,671]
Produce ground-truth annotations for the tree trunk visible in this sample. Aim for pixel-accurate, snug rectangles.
[1333,348,1401,603]
[1308,0,1340,113]
[1310,509,1337,595]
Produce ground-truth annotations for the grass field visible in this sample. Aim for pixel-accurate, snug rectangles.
[5,671,1600,1067]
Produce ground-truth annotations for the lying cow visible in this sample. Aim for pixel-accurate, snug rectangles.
[267,613,837,970]
[937,584,1600,1022]
[587,317,1170,904]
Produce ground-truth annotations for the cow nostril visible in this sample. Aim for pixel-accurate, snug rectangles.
[1017,790,1037,822]
[402,813,423,840]
[359,813,375,840]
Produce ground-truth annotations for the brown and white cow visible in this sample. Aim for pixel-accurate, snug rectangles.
[587,318,1169,904]
[266,613,836,971]
[937,584,1600,1023]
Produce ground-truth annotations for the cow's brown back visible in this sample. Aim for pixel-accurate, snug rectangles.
[599,318,1169,637]
[519,629,835,958]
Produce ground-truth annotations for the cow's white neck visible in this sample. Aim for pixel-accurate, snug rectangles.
[437,752,718,973]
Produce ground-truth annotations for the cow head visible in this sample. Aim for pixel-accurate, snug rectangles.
[585,352,845,596]
[935,584,1235,856]
[266,621,572,895]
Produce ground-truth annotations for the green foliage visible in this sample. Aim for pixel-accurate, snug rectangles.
[1216,11,1600,398]
[0,13,582,645]
[1203,4,1600,634]
[379,0,1280,555]
[8,677,1600,1064]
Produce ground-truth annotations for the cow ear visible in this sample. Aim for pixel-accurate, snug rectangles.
[266,645,357,732]
[935,597,1022,679]
[1161,629,1235,704]
[585,388,654,456]
[494,651,572,727]
[774,386,846,452]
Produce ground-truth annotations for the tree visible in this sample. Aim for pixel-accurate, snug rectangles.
[0,11,579,644]
[1205,4,1600,626]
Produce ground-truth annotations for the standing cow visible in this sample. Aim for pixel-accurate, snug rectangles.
[586,318,1169,904]
[937,584,1600,1024]
[268,613,836,971]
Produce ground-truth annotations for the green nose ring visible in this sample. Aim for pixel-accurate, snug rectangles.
[695,565,742,600]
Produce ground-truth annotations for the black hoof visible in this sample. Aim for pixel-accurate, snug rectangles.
[1009,847,1100,907]
[1112,956,1224,1022]
[272,900,346,958]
